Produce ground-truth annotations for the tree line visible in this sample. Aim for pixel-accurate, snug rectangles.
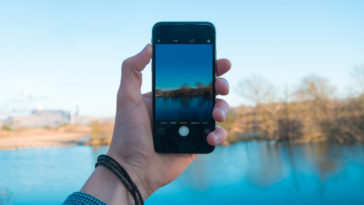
[156,82,213,98]
[221,66,364,144]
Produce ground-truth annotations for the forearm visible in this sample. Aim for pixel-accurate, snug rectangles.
[81,166,134,205]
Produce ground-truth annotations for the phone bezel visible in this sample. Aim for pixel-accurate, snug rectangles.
[152,22,216,154]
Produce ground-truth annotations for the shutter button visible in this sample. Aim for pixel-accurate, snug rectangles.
[178,126,189,137]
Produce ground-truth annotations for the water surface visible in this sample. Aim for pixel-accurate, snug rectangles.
[1,142,364,204]
[155,97,212,121]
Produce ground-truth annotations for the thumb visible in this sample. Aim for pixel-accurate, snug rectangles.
[119,44,152,101]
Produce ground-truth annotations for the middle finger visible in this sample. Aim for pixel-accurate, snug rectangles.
[215,77,229,95]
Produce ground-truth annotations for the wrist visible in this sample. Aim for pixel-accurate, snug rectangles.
[81,166,134,205]
[107,150,159,199]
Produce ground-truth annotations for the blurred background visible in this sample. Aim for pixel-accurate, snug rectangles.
[1,0,364,204]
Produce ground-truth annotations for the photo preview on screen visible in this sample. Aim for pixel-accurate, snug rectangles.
[154,43,214,152]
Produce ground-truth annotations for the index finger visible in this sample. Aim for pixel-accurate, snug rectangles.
[216,59,231,76]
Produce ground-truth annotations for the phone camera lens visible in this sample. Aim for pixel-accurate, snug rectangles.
[190,38,195,43]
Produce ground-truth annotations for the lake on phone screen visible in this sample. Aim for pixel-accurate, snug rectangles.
[1,142,364,204]
[155,97,212,121]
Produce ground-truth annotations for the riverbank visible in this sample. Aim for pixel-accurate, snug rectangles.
[0,125,91,150]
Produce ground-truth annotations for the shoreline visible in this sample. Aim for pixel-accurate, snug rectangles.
[0,126,92,150]
[2,127,362,151]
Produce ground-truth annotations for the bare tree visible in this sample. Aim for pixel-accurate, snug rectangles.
[195,82,204,88]
[238,75,276,106]
[180,83,189,89]
[292,75,336,140]
[238,75,278,139]
[294,75,334,101]
[350,65,364,95]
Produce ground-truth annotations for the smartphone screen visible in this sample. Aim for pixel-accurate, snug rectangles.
[152,22,215,153]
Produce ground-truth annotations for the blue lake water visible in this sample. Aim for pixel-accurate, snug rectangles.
[1,142,364,204]
[155,97,212,121]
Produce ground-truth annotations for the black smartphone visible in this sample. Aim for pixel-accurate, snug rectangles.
[152,22,216,153]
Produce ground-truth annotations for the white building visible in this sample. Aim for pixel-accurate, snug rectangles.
[3,110,73,129]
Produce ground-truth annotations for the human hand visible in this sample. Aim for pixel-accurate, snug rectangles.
[107,44,231,199]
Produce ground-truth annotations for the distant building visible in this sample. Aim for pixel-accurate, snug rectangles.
[3,110,72,129]
[1,109,96,129]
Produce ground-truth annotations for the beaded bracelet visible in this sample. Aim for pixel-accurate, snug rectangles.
[95,154,144,205]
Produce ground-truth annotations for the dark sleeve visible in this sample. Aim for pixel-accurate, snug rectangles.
[63,192,107,205]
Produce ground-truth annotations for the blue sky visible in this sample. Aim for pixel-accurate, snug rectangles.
[155,44,212,90]
[0,0,364,117]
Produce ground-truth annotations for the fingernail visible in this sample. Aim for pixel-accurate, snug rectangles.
[222,78,229,88]
[219,108,226,119]
[140,44,149,53]
[213,133,220,143]
[141,45,147,52]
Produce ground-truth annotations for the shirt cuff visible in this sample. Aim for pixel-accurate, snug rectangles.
[63,192,107,205]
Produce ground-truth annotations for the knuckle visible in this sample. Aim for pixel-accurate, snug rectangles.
[121,60,129,70]
[122,58,135,71]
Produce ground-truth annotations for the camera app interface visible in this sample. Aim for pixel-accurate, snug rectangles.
[155,44,213,145]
